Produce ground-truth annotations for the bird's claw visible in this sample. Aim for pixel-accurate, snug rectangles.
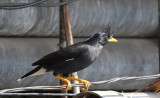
[61,81,71,91]
[79,80,91,91]
[55,76,72,91]
[66,77,91,91]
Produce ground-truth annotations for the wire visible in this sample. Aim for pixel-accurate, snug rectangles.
[0,0,46,10]
[91,74,160,85]
[35,0,78,7]
[0,0,78,10]
[0,93,76,96]
[0,74,159,93]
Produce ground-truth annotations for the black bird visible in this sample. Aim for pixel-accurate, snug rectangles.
[17,26,118,91]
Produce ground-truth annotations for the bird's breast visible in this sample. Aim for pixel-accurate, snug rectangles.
[82,45,103,64]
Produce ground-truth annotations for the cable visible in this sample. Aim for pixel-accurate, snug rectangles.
[91,74,160,85]
[38,0,78,7]
[0,93,76,96]
[0,0,46,9]
[0,0,78,10]
[0,74,159,93]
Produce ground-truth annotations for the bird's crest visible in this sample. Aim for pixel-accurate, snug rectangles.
[102,25,114,39]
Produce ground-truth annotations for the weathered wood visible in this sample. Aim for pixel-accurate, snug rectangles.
[59,0,68,98]
[62,0,80,94]
[136,79,160,92]
[59,0,66,49]
[158,0,160,73]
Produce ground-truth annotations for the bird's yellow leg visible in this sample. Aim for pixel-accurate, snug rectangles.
[66,77,91,91]
[55,76,71,91]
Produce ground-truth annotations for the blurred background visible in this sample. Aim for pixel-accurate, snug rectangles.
[0,0,159,92]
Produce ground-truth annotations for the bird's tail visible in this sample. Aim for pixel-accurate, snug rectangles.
[17,66,46,81]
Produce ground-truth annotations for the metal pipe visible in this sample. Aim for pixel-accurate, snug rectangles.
[73,91,160,98]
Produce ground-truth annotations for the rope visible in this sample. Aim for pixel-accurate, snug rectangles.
[0,74,159,93]
[0,0,78,10]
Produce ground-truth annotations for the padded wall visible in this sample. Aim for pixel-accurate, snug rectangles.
[0,0,158,37]
[0,0,159,91]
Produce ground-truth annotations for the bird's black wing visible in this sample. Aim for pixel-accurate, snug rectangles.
[32,43,88,66]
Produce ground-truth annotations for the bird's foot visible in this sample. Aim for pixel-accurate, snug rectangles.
[79,79,91,91]
[66,77,91,91]
[55,76,72,91]
[62,80,71,91]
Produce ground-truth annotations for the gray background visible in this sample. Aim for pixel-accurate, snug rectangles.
[0,0,159,91]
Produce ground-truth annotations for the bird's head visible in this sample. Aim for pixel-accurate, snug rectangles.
[94,25,118,45]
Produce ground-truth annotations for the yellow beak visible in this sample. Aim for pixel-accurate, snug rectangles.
[108,38,118,42]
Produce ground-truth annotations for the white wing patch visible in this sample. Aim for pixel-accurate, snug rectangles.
[65,58,74,61]
[30,67,46,76]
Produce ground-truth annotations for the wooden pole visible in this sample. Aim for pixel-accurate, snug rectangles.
[63,0,80,94]
[158,0,160,74]
[59,1,68,98]
[136,79,160,92]
[59,0,66,49]
[59,0,80,97]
